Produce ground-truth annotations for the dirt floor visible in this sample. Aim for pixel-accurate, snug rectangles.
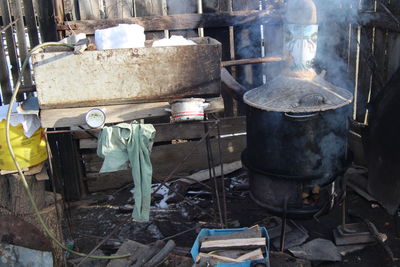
[63,169,400,267]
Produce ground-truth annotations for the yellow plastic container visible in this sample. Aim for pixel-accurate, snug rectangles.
[0,121,48,170]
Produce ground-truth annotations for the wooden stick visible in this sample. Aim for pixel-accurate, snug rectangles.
[197,252,240,263]
[236,248,264,261]
[221,56,284,67]
[200,238,266,252]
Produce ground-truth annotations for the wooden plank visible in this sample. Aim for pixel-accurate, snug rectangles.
[360,12,400,33]
[197,252,240,263]
[167,0,197,37]
[61,10,282,34]
[77,0,101,20]
[386,32,400,81]
[0,0,20,85]
[13,0,32,88]
[371,28,387,100]
[62,0,75,20]
[134,0,165,39]
[77,117,245,147]
[355,28,373,122]
[23,0,40,47]
[200,225,261,243]
[0,32,12,104]
[83,135,246,190]
[177,160,242,185]
[386,0,400,80]
[104,0,133,18]
[200,237,266,252]
[40,97,224,128]
[236,248,264,261]
[38,0,58,41]
[233,0,263,115]
[56,133,84,200]
[152,135,246,179]
[54,0,65,24]
[204,0,233,116]
[32,37,221,109]
[86,170,132,192]
[153,117,245,142]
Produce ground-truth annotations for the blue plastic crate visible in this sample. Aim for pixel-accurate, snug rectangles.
[190,227,270,267]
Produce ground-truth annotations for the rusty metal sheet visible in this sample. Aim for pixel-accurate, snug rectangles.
[32,37,221,109]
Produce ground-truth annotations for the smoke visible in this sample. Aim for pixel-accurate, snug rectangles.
[313,0,368,91]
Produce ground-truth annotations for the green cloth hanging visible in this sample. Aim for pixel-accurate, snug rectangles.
[97,122,156,221]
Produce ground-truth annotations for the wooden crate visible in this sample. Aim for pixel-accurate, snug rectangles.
[31,37,221,109]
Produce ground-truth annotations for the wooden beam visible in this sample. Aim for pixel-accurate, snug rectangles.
[0,0,20,85]
[23,0,40,47]
[13,0,32,88]
[360,12,400,33]
[200,238,266,252]
[0,32,12,105]
[40,97,224,128]
[60,10,282,34]
[73,116,246,142]
[84,135,246,191]
[38,0,58,41]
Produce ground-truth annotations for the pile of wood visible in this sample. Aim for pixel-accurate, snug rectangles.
[195,225,268,266]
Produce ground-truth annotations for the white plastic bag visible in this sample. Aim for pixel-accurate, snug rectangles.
[95,24,145,50]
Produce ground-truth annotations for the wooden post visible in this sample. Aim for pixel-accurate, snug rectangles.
[54,0,66,39]
[0,32,12,105]
[13,0,32,89]
[23,0,40,47]
[167,0,198,37]
[135,0,165,39]
[105,0,134,18]
[204,0,234,116]
[38,0,58,42]
[233,0,263,115]
[0,0,20,85]
[263,0,283,83]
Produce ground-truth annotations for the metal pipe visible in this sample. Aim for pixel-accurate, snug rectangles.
[216,119,228,227]
[279,197,288,252]
[204,121,224,227]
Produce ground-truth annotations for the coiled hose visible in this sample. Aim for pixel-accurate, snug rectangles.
[5,42,130,260]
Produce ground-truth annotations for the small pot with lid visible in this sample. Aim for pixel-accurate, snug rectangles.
[166,98,209,122]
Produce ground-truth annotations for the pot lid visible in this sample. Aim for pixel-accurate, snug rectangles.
[243,74,353,113]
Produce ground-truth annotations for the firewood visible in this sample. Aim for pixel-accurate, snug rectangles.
[200,238,266,252]
[236,248,264,261]
[199,225,262,243]
[196,252,240,263]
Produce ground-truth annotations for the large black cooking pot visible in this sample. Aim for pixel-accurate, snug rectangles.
[243,105,351,180]
[242,74,353,182]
